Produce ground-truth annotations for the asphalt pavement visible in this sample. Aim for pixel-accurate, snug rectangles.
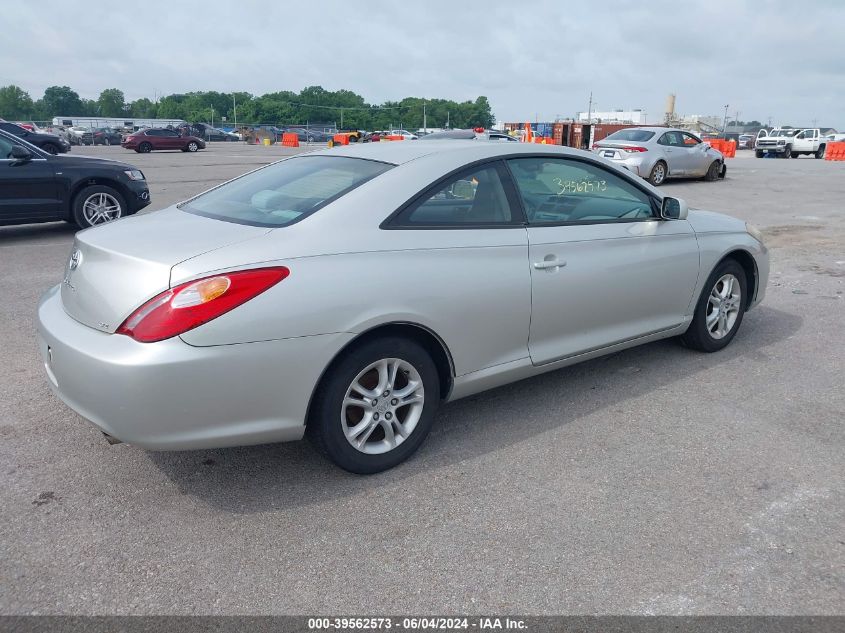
[1,144,843,614]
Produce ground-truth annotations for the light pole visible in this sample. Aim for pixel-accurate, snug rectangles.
[722,104,729,136]
[232,94,237,130]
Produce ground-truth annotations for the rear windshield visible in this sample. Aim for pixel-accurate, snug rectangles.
[181,155,393,227]
[603,129,656,142]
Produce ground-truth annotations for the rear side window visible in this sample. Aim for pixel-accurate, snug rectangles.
[181,156,393,227]
[389,163,517,227]
[604,129,655,142]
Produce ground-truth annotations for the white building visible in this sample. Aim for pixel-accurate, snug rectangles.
[577,110,645,124]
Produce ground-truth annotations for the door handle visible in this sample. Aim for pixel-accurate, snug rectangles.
[533,258,566,270]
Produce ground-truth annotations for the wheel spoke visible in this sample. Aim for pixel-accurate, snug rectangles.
[343,396,372,412]
[387,360,400,390]
[393,379,421,399]
[347,412,375,440]
[380,419,396,448]
[706,310,719,330]
[718,312,728,335]
[375,359,390,393]
[350,381,378,400]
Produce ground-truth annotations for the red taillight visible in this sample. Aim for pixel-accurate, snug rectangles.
[621,146,648,152]
[116,267,289,343]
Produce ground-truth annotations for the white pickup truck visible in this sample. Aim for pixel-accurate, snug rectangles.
[755,128,827,159]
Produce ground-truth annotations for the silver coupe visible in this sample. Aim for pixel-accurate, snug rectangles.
[38,141,768,473]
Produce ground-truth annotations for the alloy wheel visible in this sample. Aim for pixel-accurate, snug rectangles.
[341,358,425,455]
[82,192,122,225]
[706,273,742,339]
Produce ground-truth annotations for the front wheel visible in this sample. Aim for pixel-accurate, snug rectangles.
[782,145,792,158]
[72,185,126,229]
[41,143,59,154]
[755,150,763,158]
[307,337,441,473]
[704,160,721,181]
[681,259,747,352]
[186,141,199,152]
[648,161,667,186]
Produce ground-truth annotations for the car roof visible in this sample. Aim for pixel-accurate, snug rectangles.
[309,139,590,165]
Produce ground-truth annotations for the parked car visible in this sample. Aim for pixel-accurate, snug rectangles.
[420,129,519,142]
[287,127,332,143]
[0,120,71,154]
[92,128,123,146]
[66,126,94,146]
[0,128,150,228]
[391,129,419,140]
[592,127,726,185]
[121,128,206,153]
[37,142,768,473]
[738,134,755,150]
[180,123,239,142]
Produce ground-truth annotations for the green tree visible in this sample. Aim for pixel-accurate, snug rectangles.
[97,88,125,117]
[130,98,157,118]
[0,85,35,119]
[41,86,84,116]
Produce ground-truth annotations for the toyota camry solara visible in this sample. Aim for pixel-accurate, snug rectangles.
[38,142,769,473]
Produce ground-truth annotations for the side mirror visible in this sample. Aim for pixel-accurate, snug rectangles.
[10,146,33,162]
[660,196,688,220]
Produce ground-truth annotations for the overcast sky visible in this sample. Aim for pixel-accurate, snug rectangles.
[4,0,844,128]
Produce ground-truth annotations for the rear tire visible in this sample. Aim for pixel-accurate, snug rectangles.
[307,337,440,474]
[816,145,826,159]
[681,259,748,353]
[648,161,667,186]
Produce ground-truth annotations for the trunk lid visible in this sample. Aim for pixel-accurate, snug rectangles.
[60,208,270,333]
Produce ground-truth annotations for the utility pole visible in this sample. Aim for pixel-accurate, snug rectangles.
[233,94,237,130]
[722,104,729,135]
[423,100,427,134]
[734,110,740,129]
[340,107,344,130]
[587,91,593,123]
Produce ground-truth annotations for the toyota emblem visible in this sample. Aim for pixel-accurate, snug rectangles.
[68,249,82,271]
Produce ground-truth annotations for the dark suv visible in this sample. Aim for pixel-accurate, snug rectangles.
[0,120,71,154]
[0,128,150,228]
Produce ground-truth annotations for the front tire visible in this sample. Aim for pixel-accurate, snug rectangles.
[782,145,792,158]
[681,259,748,352]
[41,143,59,154]
[704,161,721,181]
[648,161,667,186]
[755,150,763,158]
[186,141,199,152]
[307,337,441,474]
[72,185,126,229]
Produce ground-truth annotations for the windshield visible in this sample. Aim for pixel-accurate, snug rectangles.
[181,155,393,227]
[771,129,799,137]
[603,129,656,142]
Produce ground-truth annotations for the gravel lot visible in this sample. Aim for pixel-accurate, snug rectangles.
[1,144,843,615]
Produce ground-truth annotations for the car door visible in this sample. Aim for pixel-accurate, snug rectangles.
[507,156,700,365]
[386,161,531,374]
[158,129,181,149]
[679,132,712,176]
[656,131,686,175]
[0,136,62,224]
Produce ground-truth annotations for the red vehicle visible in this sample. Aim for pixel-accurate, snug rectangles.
[121,128,206,153]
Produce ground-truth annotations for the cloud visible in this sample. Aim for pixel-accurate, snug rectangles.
[2,0,843,128]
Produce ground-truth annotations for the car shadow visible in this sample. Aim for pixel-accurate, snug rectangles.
[147,306,801,513]
[0,222,77,243]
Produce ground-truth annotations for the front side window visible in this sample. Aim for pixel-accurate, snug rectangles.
[682,133,701,146]
[658,131,685,147]
[508,157,654,224]
[391,163,514,226]
[0,135,15,158]
[181,155,392,227]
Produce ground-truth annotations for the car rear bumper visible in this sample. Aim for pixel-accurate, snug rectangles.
[37,285,353,450]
